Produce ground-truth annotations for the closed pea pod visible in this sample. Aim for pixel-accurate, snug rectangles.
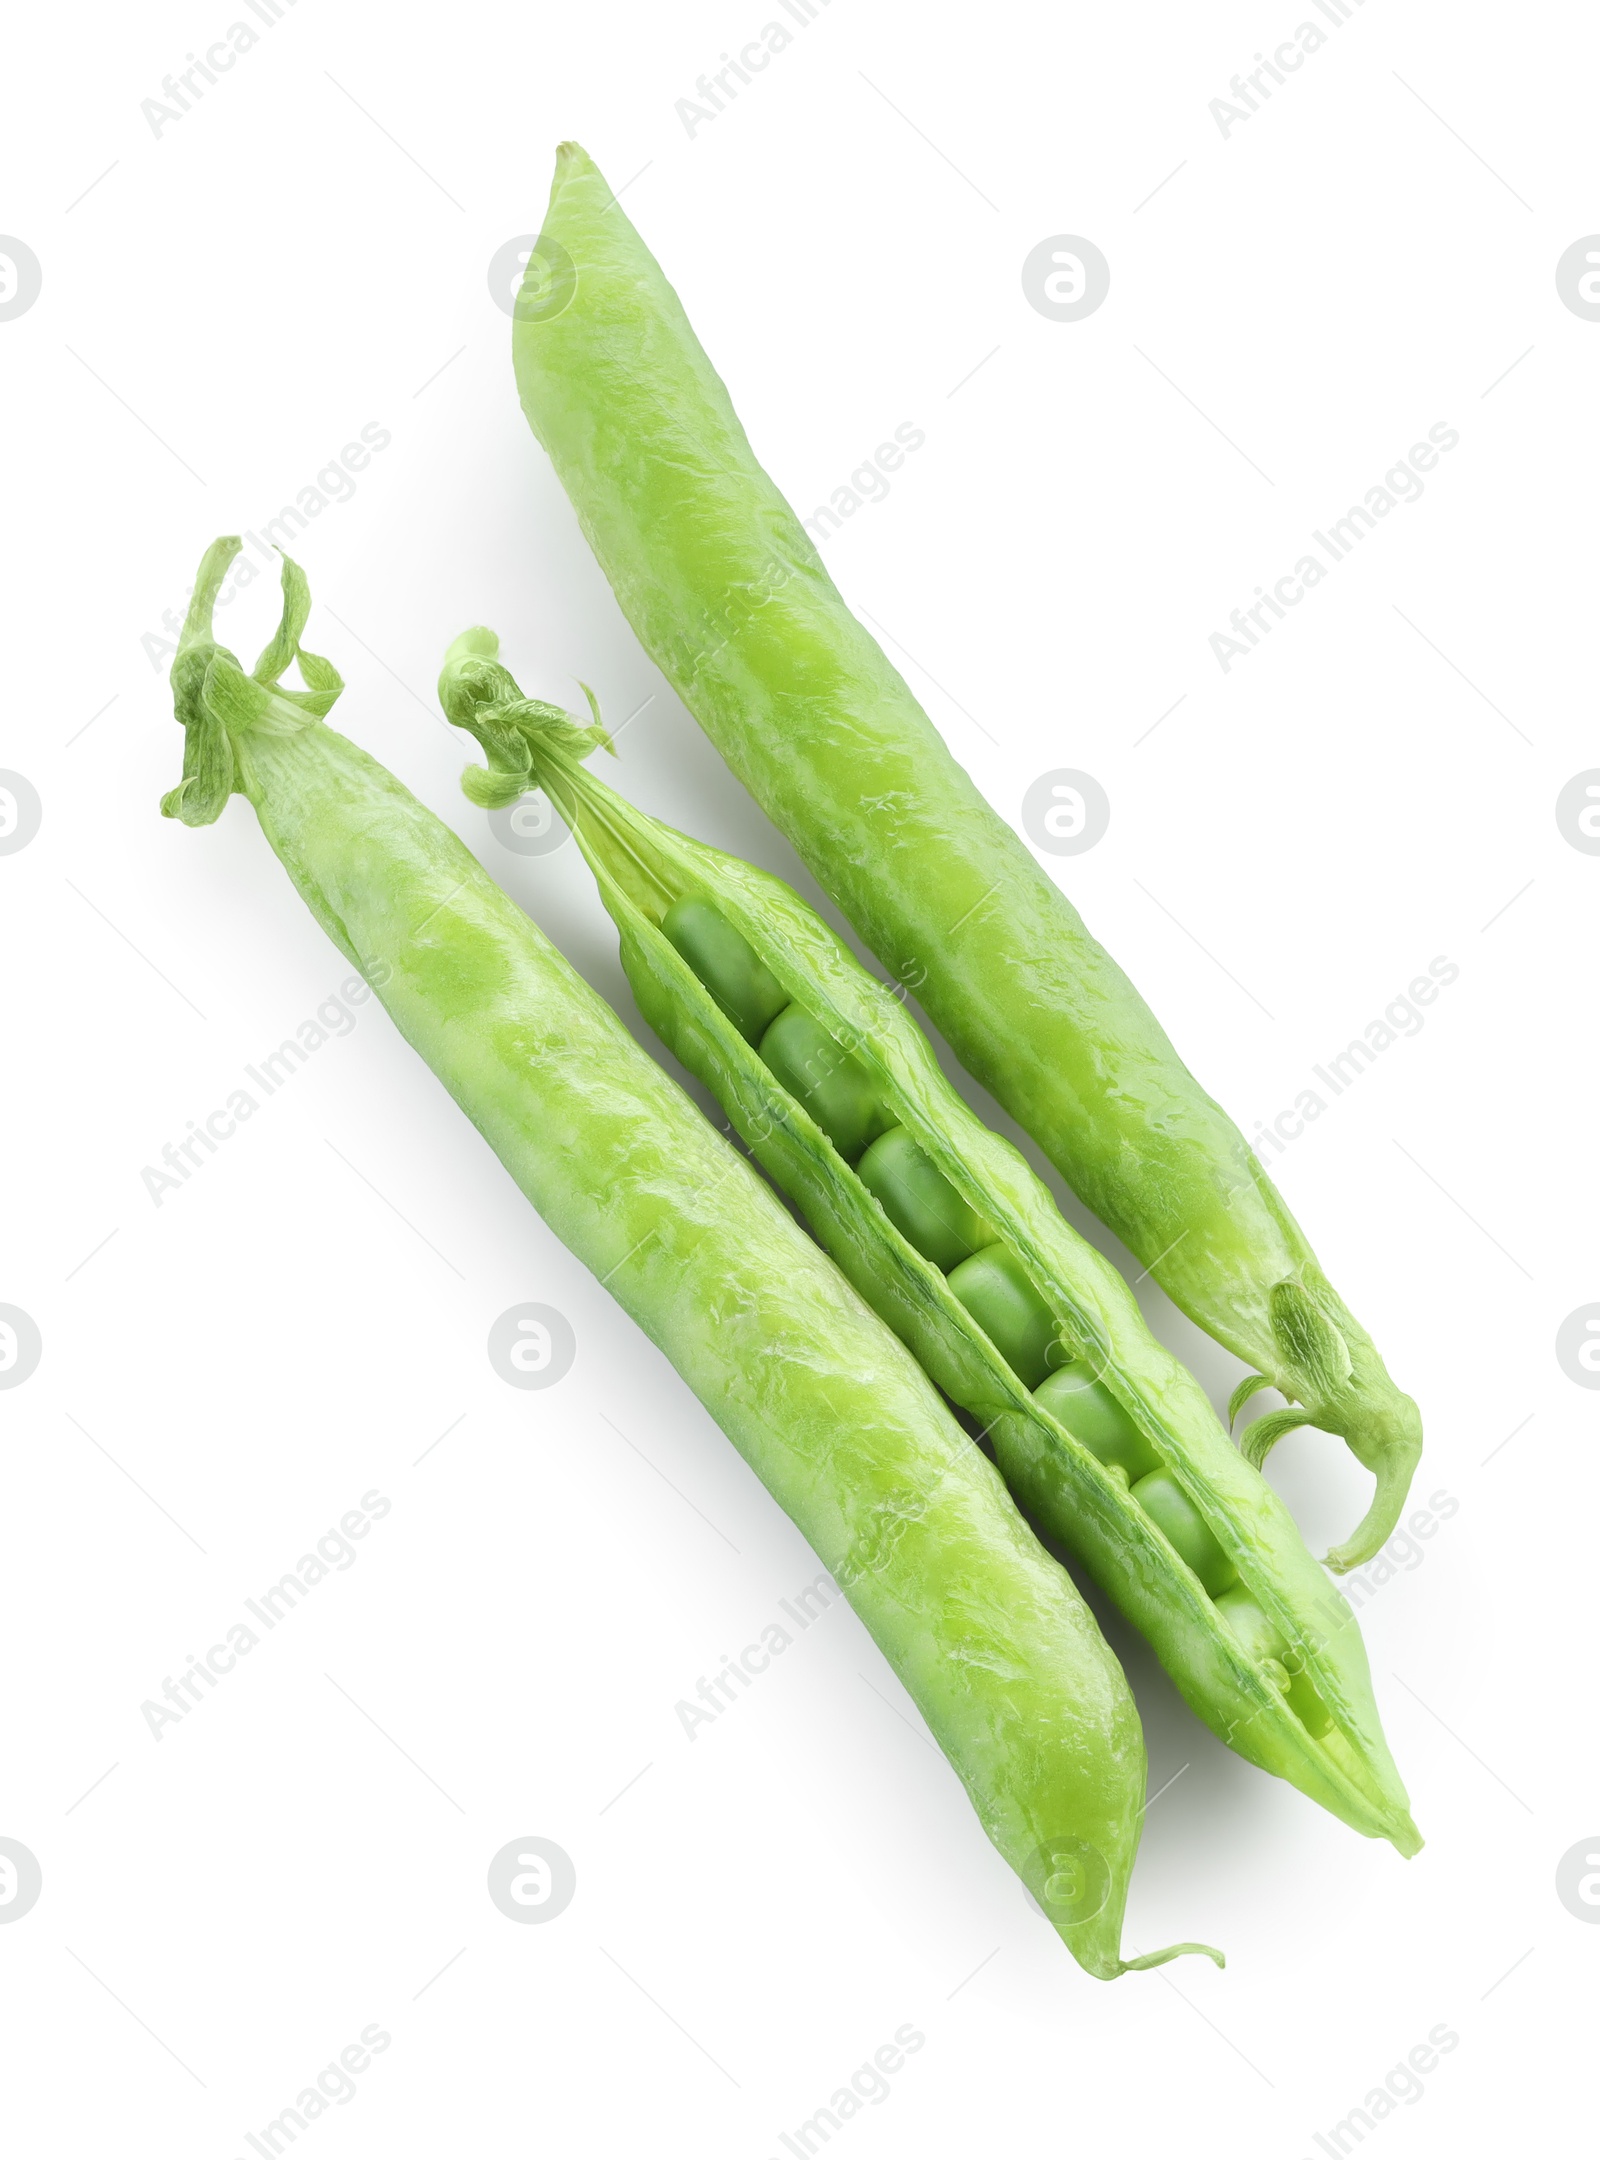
[442,644,1420,1859]
[511,143,1422,1572]
[160,544,1218,1982]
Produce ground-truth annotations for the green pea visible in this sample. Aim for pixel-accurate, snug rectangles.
[1214,1586,1333,1737]
[1213,1583,1286,1664]
[758,1005,890,1162]
[1033,1365,1162,1484]
[947,1243,1068,1390]
[1288,1676,1333,1738]
[1129,1471,1237,1598]
[858,1126,992,1272]
[661,896,789,1044]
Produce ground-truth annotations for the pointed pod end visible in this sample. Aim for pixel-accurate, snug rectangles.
[548,140,603,219]
[544,140,620,244]
[1388,1816,1425,1860]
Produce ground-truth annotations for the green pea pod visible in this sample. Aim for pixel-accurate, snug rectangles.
[510,141,1421,1572]
[159,544,1221,1983]
[441,641,1420,1859]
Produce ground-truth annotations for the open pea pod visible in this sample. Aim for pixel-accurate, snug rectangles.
[442,633,1421,1858]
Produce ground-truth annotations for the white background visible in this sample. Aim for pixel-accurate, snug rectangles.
[3,2,1593,2152]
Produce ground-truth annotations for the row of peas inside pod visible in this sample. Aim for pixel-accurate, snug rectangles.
[661,896,1332,1742]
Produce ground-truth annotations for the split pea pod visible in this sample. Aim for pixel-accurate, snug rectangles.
[440,640,1420,1858]
[159,541,1221,1981]
[510,141,1422,1570]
